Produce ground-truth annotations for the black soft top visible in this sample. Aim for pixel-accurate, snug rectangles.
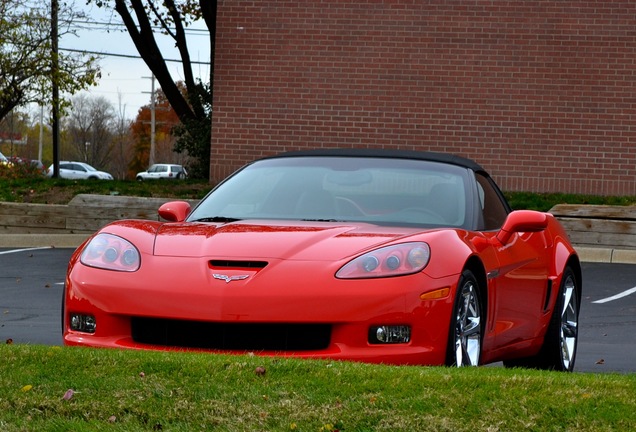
[263,148,485,173]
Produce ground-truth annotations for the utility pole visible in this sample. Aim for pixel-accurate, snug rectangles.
[38,105,43,162]
[51,0,60,177]
[142,75,156,166]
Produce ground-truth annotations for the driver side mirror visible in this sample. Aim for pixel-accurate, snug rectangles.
[158,201,192,222]
[496,210,548,245]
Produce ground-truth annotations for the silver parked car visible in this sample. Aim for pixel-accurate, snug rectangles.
[46,161,114,180]
[136,164,188,180]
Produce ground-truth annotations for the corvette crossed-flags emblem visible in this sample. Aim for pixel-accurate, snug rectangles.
[212,274,250,283]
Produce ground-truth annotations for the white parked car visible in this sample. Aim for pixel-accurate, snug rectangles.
[0,151,8,165]
[136,164,188,180]
[46,161,113,180]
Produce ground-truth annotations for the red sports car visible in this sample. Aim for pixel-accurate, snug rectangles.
[63,149,581,371]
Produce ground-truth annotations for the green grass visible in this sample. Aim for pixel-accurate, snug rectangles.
[0,178,212,205]
[504,191,636,212]
[1,345,635,431]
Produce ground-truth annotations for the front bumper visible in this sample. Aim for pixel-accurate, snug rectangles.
[63,255,459,366]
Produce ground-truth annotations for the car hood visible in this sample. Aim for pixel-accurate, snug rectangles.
[153,220,425,260]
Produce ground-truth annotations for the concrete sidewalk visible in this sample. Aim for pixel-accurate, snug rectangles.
[1,234,635,264]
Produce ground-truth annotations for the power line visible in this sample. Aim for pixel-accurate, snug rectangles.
[59,47,210,65]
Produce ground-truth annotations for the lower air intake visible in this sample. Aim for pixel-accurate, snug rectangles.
[131,318,331,351]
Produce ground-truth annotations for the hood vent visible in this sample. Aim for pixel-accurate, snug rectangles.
[209,260,268,269]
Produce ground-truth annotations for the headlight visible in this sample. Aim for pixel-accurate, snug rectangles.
[80,233,141,272]
[336,242,430,279]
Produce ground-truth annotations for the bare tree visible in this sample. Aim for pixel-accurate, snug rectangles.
[110,93,134,179]
[64,94,115,169]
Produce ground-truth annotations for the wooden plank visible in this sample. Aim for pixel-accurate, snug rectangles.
[62,205,161,221]
[0,213,67,230]
[0,225,89,235]
[0,202,70,217]
[564,230,636,249]
[550,204,636,221]
[66,217,129,232]
[557,217,636,235]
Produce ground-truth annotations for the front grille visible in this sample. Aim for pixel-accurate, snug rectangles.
[131,318,331,351]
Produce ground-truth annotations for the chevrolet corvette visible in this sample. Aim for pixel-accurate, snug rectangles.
[63,149,581,371]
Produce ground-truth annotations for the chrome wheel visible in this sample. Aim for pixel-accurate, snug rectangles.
[560,273,579,371]
[448,271,482,367]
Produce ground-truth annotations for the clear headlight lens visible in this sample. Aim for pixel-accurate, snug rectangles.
[336,242,430,279]
[80,233,141,272]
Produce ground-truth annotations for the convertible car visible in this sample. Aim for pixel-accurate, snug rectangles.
[63,149,581,371]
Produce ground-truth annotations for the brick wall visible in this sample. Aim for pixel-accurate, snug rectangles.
[211,1,636,195]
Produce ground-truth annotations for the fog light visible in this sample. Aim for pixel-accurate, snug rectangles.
[69,314,96,333]
[369,325,411,344]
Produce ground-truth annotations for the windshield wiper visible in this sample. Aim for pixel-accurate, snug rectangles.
[301,218,342,222]
[191,216,242,223]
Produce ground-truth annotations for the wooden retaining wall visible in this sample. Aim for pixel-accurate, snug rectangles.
[549,204,636,250]
[0,194,199,235]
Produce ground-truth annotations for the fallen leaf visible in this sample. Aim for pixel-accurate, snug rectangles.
[21,385,33,392]
[596,359,605,365]
[6,338,13,344]
[62,389,74,401]
[108,415,117,423]
[139,372,145,378]
[255,366,266,376]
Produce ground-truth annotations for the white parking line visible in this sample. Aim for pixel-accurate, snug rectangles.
[592,286,636,304]
[0,247,52,255]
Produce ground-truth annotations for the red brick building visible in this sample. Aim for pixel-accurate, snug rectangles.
[211,1,636,195]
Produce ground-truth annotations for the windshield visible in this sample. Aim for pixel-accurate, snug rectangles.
[188,156,472,228]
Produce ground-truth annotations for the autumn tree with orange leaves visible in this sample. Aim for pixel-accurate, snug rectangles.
[128,88,183,178]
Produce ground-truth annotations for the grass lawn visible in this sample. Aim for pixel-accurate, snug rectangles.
[1,345,635,431]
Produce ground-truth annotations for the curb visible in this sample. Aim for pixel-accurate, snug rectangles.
[1,235,635,264]
[575,247,636,264]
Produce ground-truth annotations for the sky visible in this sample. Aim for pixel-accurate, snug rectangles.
[60,2,212,120]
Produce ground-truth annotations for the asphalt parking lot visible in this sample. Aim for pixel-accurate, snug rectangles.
[1,246,636,373]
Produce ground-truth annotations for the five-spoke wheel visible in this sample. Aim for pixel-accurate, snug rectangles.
[446,269,482,367]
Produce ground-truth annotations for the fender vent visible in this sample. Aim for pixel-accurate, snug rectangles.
[543,279,553,311]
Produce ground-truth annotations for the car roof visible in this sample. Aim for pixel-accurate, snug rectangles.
[260,148,485,173]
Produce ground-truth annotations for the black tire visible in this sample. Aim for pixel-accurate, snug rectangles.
[445,269,483,367]
[504,266,580,371]
[136,176,143,181]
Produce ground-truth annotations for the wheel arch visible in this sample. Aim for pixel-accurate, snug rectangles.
[463,255,488,321]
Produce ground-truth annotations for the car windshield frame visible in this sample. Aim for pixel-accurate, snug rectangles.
[188,156,479,229]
